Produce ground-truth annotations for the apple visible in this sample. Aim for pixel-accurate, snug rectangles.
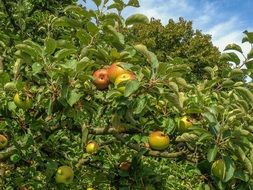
[119,161,131,171]
[0,134,8,149]
[177,116,193,133]
[92,69,110,90]
[114,73,136,93]
[148,131,170,151]
[13,93,32,109]
[211,159,225,180]
[87,188,95,190]
[55,166,74,184]
[107,62,128,82]
[86,141,99,154]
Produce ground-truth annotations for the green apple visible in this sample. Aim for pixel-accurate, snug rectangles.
[211,159,225,180]
[14,93,32,109]
[86,141,99,154]
[114,73,135,93]
[177,116,193,133]
[0,134,8,149]
[148,131,170,151]
[55,166,74,184]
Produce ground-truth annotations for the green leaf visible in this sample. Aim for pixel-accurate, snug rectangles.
[235,87,253,107]
[44,37,56,55]
[223,156,235,182]
[67,90,83,107]
[82,124,89,147]
[106,25,124,44]
[107,2,124,11]
[64,5,86,16]
[127,0,140,7]
[220,52,240,65]
[243,31,253,43]
[244,157,253,175]
[207,144,218,162]
[15,44,39,58]
[54,48,76,61]
[92,0,101,7]
[124,80,140,97]
[125,13,149,26]
[87,22,99,35]
[247,48,253,59]
[246,60,253,69]
[224,43,243,53]
[134,96,147,114]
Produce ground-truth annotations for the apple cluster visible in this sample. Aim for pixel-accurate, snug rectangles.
[92,62,136,92]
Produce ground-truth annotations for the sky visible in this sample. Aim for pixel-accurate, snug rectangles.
[78,0,253,54]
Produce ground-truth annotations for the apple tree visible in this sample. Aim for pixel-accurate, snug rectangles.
[0,0,253,190]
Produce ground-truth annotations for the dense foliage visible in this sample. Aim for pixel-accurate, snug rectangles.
[1,0,253,190]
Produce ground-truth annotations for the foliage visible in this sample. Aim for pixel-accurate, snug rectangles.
[124,17,230,82]
[1,0,253,190]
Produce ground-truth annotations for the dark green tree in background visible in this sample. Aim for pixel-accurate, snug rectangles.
[124,17,230,81]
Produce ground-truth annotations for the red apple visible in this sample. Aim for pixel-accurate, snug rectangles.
[107,62,128,82]
[93,69,110,90]
[148,131,170,151]
[119,161,131,171]
[0,134,8,149]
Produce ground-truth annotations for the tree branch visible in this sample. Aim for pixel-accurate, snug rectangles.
[113,134,187,159]
[89,127,141,135]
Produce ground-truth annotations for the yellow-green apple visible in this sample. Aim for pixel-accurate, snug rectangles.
[114,73,136,93]
[14,93,32,109]
[86,141,99,154]
[177,116,193,133]
[55,166,74,184]
[92,69,110,90]
[0,134,8,149]
[87,188,95,190]
[148,131,170,150]
[211,159,225,180]
[107,62,128,82]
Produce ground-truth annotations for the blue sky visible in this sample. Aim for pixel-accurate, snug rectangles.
[78,0,253,53]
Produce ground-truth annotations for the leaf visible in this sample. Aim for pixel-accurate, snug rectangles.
[247,48,253,59]
[235,87,253,107]
[87,22,99,35]
[54,48,76,61]
[127,0,140,7]
[124,80,140,97]
[207,144,218,162]
[223,156,235,182]
[220,52,240,65]
[224,43,243,53]
[92,0,101,7]
[125,14,149,26]
[64,5,86,16]
[175,133,198,142]
[81,124,89,148]
[67,90,83,107]
[134,96,147,114]
[44,37,56,55]
[243,31,253,43]
[106,25,125,45]
[15,44,39,58]
[245,60,253,69]
[244,157,253,175]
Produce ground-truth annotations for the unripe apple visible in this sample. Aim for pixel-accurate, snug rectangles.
[107,62,128,82]
[211,159,225,180]
[92,69,110,90]
[114,73,136,93]
[87,188,95,190]
[119,161,131,171]
[177,116,193,133]
[148,131,169,151]
[14,93,32,109]
[55,166,74,184]
[86,141,99,154]
[0,134,8,149]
